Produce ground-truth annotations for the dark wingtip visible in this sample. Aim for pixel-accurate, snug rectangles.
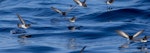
[83,46,87,49]
[80,46,87,53]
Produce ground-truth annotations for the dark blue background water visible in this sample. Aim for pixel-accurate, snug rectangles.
[0,0,150,53]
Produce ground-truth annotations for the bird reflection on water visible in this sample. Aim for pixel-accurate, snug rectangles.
[67,25,83,31]
[106,0,114,11]
[10,29,26,34]
[17,34,32,45]
[67,38,77,49]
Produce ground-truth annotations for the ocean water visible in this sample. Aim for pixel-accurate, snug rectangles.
[0,0,150,53]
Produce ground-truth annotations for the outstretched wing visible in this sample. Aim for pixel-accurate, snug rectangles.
[80,46,86,53]
[73,0,82,6]
[133,30,144,38]
[51,7,62,14]
[116,30,129,39]
[16,13,25,24]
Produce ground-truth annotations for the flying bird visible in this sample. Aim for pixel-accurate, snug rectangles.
[73,0,87,7]
[134,36,150,43]
[16,14,30,29]
[116,30,144,41]
[140,36,149,43]
[51,6,76,16]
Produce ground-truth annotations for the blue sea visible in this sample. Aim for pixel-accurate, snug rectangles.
[0,0,150,53]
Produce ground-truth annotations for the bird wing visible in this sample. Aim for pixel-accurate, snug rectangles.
[80,46,86,53]
[133,30,144,38]
[116,30,129,39]
[51,7,62,14]
[16,13,25,24]
[73,0,82,6]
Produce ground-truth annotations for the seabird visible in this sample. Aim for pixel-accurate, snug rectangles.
[116,30,144,41]
[134,36,150,43]
[16,14,30,29]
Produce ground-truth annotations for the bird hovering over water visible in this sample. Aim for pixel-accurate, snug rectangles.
[106,0,114,5]
[16,14,30,29]
[51,6,76,16]
[73,0,87,7]
[116,30,144,41]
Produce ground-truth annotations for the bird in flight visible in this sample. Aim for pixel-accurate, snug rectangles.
[16,14,31,29]
[116,30,144,41]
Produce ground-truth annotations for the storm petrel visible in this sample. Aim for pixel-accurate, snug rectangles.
[116,30,144,41]
[134,36,150,43]
[16,14,30,29]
